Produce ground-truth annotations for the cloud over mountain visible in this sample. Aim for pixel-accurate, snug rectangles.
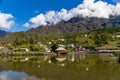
[24,0,120,28]
[0,12,14,29]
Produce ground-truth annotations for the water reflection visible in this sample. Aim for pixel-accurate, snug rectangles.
[0,71,40,80]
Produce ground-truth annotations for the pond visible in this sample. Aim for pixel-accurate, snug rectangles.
[0,54,119,80]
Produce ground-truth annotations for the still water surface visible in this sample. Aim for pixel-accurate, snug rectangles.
[0,54,119,80]
[0,71,39,80]
[0,61,119,80]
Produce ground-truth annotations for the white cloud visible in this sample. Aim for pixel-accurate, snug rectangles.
[45,11,59,24]
[0,12,14,29]
[23,23,30,27]
[25,14,47,28]
[24,0,120,28]
[115,3,120,15]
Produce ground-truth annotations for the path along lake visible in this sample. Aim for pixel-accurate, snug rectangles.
[0,53,120,80]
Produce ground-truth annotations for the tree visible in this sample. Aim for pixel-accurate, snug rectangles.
[93,33,108,46]
[83,39,96,50]
[29,44,41,51]
[100,33,108,44]
[51,43,58,52]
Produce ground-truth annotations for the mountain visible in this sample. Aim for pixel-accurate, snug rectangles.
[0,30,10,38]
[27,16,120,34]
[1,16,120,45]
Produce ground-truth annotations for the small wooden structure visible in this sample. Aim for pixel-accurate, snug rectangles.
[56,47,67,55]
[55,47,67,62]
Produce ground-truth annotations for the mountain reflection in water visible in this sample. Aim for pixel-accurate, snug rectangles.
[0,71,40,80]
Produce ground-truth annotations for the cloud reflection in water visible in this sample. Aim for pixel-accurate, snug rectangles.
[0,71,40,80]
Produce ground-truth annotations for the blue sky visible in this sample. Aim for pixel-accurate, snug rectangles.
[0,0,119,32]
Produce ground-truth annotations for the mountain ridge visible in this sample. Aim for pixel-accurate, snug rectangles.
[27,16,120,34]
